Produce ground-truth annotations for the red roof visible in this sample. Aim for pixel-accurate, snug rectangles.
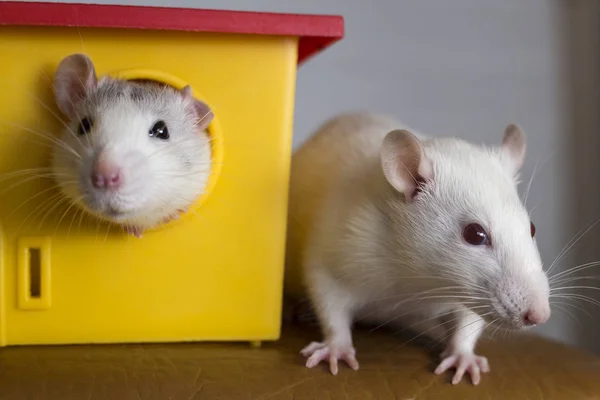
[0,1,344,65]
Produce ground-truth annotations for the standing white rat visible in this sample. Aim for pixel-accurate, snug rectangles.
[51,53,213,237]
[284,111,550,385]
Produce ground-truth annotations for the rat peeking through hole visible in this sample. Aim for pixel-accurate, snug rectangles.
[51,53,213,238]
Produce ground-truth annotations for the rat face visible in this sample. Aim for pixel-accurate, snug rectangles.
[381,126,550,331]
[51,54,213,230]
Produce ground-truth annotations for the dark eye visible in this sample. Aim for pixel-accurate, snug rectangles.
[463,223,489,246]
[149,120,169,140]
[78,117,93,135]
[530,221,536,238]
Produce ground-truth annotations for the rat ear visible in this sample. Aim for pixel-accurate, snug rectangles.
[180,85,213,131]
[54,53,97,118]
[381,129,433,201]
[500,124,526,175]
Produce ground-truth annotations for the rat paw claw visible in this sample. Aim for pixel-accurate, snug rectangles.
[476,356,490,372]
[301,341,325,357]
[301,341,359,374]
[435,352,489,385]
[329,355,339,375]
[468,363,481,385]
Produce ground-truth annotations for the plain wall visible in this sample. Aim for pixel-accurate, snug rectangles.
[24,0,600,353]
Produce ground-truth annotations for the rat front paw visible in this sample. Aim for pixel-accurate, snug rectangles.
[300,341,359,375]
[434,350,489,385]
[124,225,144,238]
[161,208,188,224]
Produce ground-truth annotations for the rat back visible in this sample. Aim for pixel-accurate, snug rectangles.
[284,111,406,298]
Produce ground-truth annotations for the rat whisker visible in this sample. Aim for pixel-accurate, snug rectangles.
[370,303,489,333]
[551,304,581,328]
[401,309,494,348]
[465,314,497,343]
[54,194,84,236]
[550,275,600,288]
[0,167,60,180]
[452,314,497,349]
[76,26,88,59]
[397,270,489,292]
[103,220,114,242]
[7,184,63,219]
[0,173,67,195]
[487,320,505,341]
[14,138,63,151]
[373,286,476,302]
[429,313,495,349]
[77,199,89,233]
[523,157,541,207]
[39,68,56,92]
[67,195,86,237]
[546,217,600,275]
[523,150,556,210]
[0,171,73,183]
[1,121,81,159]
[482,318,504,340]
[549,261,600,282]
[38,193,72,230]
[195,109,213,127]
[388,153,419,186]
[413,295,490,303]
[25,90,83,146]
[523,154,542,208]
[550,285,600,293]
[16,191,65,234]
[549,299,594,318]
[550,293,600,308]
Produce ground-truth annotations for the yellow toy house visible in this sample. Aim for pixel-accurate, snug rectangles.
[0,1,343,346]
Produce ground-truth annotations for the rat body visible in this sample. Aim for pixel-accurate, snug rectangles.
[284,111,550,385]
[51,53,213,237]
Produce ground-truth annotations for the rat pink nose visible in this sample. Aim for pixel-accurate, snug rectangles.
[91,162,121,190]
[523,306,550,326]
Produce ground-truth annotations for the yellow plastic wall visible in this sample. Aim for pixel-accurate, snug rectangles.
[0,26,298,346]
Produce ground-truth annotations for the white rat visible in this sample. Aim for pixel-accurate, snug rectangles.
[51,53,213,237]
[284,111,550,385]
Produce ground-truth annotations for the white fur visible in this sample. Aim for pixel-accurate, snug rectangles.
[284,111,550,382]
[51,74,211,230]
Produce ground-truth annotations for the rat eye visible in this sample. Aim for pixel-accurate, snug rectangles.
[463,223,489,246]
[530,221,536,238]
[78,117,93,135]
[149,120,169,140]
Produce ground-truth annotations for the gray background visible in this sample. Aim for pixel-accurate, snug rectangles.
[25,0,600,354]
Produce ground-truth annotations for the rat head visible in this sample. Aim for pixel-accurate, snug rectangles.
[51,53,213,230]
[381,126,550,330]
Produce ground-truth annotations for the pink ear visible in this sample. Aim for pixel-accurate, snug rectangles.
[54,53,97,118]
[381,129,433,202]
[180,85,213,131]
[500,124,526,176]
